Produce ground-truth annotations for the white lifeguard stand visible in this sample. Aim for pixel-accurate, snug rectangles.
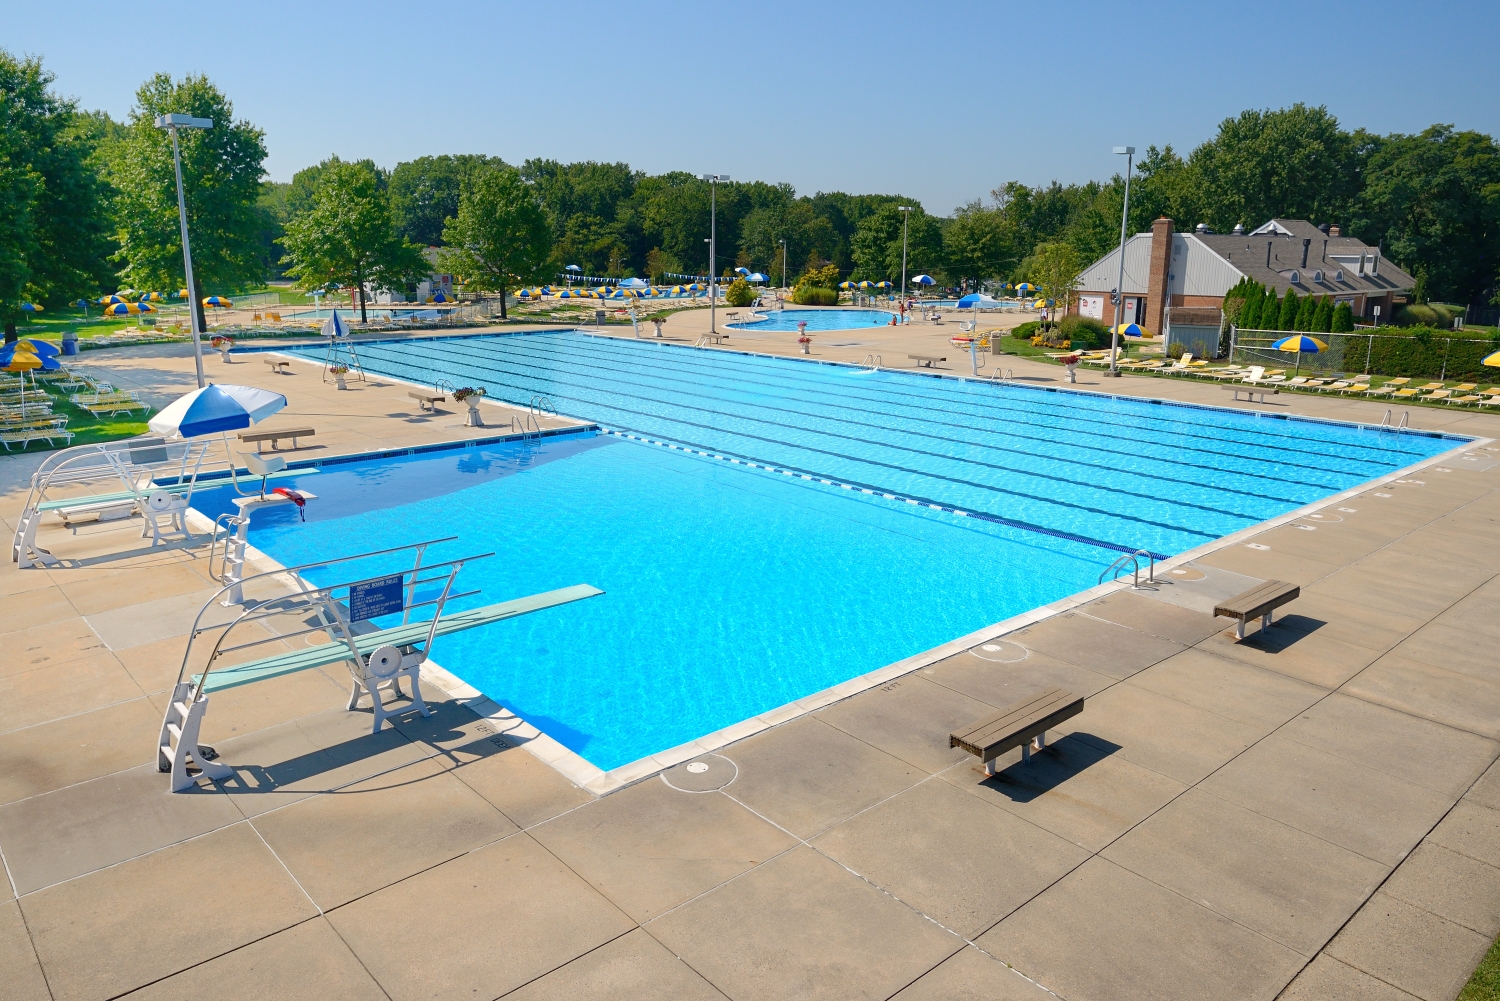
[320,310,365,384]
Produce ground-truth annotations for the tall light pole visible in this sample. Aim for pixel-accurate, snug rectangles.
[898,206,912,323]
[780,238,787,298]
[701,173,728,332]
[1107,146,1135,378]
[156,113,213,389]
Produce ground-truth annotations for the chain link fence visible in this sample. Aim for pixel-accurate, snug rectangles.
[1228,327,1500,380]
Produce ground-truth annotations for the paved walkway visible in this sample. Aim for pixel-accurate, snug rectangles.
[2,329,1499,1000]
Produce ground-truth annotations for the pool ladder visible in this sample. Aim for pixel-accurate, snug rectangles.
[530,396,557,418]
[990,367,1014,385]
[1098,549,1161,591]
[860,354,882,372]
[511,413,542,444]
[1379,409,1409,433]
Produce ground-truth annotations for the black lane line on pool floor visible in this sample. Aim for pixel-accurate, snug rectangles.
[340,341,1226,545]
[381,337,1343,503]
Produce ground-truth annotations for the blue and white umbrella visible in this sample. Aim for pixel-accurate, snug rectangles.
[321,311,350,338]
[955,293,1000,309]
[747,272,769,283]
[148,384,287,439]
[910,274,935,286]
[617,277,650,289]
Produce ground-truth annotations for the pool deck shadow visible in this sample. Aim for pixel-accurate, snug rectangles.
[1,333,1499,1000]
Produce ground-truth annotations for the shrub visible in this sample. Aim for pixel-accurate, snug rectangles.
[1312,296,1333,333]
[1294,293,1317,331]
[1167,341,1186,359]
[725,278,755,307]
[1394,302,1462,328]
[1058,314,1107,349]
[1011,320,1041,340]
[792,285,838,306]
[1277,289,1299,330]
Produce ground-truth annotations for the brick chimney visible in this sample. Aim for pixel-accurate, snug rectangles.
[1146,217,1173,335]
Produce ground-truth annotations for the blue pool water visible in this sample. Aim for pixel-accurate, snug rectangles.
[203,331,1465,769]
[728,308,895,331]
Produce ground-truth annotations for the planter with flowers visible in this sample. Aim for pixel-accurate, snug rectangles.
[1058,354,1081,383]
[453,386,487,426]
[210,335,234,363]
[328,363,349,390]
[796,320,811,354]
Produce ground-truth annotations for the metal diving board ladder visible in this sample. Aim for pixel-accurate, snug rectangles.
[158,537,604,792]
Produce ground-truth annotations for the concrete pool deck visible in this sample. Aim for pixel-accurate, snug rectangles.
[2,330,1500,1000]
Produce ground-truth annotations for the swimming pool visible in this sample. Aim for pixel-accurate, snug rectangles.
[223,331,1463,770]
[728,308,894,331]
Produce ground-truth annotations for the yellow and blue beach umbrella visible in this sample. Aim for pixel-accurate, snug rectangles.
[838,281,855,290]
[874,281,893,289]
[202,296,233,308]
[137,291,163,302]
[176,289,190,298]
[1482,350,1500,368]
[1110,322,1151,338]
[137,302,158,314]
[19,302,42,312]
[669,286,685,295]
[1015,282,1035,294]
[99,294,126,305]
[685,283,704,292]
[102,302,141,316]
[1271,335,1328,353]
[514,289,535,299]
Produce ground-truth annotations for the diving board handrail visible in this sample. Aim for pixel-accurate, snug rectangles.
[173,537,464,693]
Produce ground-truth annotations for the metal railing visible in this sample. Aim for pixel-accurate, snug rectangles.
[1098,549,1160,590]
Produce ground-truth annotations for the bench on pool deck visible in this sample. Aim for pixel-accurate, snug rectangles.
[408,390,445,412]
[1215,580,1300,640]
[264,358,290,374]
[951,687,1084,775]
[1225,385,1278,403]
[238,427,315,452]
[909,354,947,368]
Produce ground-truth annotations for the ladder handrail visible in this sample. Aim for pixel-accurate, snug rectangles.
[206,512,246,583]
[1098,549,1160,590]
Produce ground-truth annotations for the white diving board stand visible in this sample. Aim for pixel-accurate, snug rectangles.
[159,537,603,791]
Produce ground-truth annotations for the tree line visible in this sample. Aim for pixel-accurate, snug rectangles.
[4,51,1498,340]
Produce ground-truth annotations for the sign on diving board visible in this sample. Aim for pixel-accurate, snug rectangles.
[350,574,405,622]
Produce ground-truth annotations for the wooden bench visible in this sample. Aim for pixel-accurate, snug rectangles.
[1215,579,1300,640]
[908,354,947,368]
[951,687,1084,775]
[238,427,315,452]
[1225,385,1278,403]
[408,390,445,412]
[264,358,290,374]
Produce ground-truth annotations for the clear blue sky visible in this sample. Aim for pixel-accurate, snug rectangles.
[10,0,1498,215]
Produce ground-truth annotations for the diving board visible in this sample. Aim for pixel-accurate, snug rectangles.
[158,538,604,791]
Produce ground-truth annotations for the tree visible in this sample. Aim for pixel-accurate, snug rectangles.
[1331,300,1355,332]
[280,158,429,323]
[436,164,551,318]
[1188,104,1363,232]
[1027,241,1083,316]
[1350,126,1500,308]
[1312,295,1333,332]
[1277,289,1300,330]
[0,50,116,341]
[850,204,942,282]
[1239,284,1263,329]
[107,73,267,327]
[1294,292,1317,331]
[944,202,1015,291]
[389,155,507,247]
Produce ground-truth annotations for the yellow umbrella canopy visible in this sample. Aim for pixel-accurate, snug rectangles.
[1480,350,1500,368]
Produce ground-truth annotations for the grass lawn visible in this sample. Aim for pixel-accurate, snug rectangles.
[4,379,151,454]
[1463,935,1500,1000]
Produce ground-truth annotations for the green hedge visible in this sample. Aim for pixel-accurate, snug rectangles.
[792,286,838,306]
[724,278,755,307]
[1012,320,1041,340]
[1393,302,1463,328]
[1058,314,1108,349]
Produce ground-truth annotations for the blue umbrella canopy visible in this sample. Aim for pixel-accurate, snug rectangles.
[910,274,935,285]
[956,293,1000,308]
[0,343,61,370]
[748,273,769,283]
[565,264,582,272]
[19,338,59,357]
[1110,322,1151,338]
[148,384,287,439]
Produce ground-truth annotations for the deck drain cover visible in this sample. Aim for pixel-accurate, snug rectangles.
[1168,567,1206,581]
[970,639,1028,663]
[663,754,737,792]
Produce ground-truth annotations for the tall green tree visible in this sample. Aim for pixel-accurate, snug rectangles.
[944,202,1015,290]
[1027,241,1083,315]
[0,51,116,341]
[1294,292,1317,331]
[1331,300,1355,332]
[389,154,507,247]
[1277,289,1300,330]
[436,164,552,318]
[850,204,942,283]
[1350,126,1500,308]
[1312,295,1333,332]
[1189,104,1365,232]
[107,73,267,325]
[280,158,429,322]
